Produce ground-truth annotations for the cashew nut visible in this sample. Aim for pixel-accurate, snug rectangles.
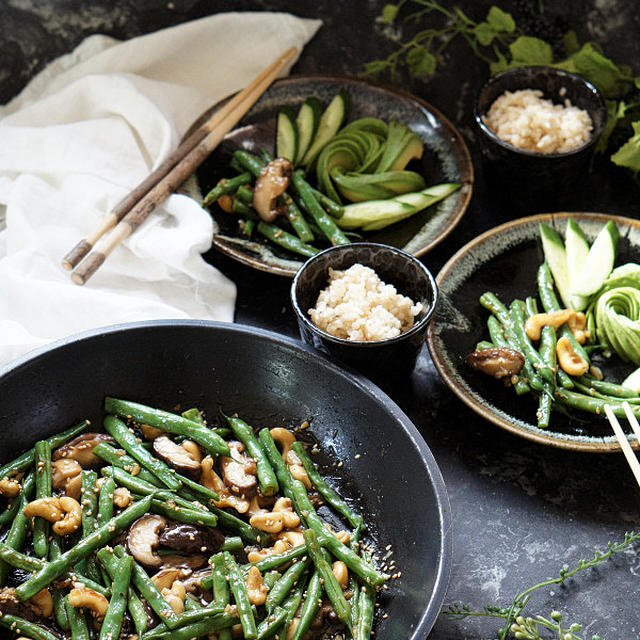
[52,459,82,490]
[556,335,589,376]
[181,440,202,463]
[288,462,311,489]
[278,530,305,549]
[64,473,83,500]
[525,309,573,341]
[331,561,349,590]
[161,580,186,614]
[567,311,589,344]
[68,586,109,618]
[151,567,182,591]
[140,423,165,440]
[247,539,290,563]
[249,511,284,534]
[272,497,301,528]
[245,566,268,606]
[269,428,296,460]
[113,487,132,508]
[29,588,54,618]
[24,497,64,522]
[269,428,311,487]
[0,476,21,499]
[53,497,83,535]
[201,456,249,514]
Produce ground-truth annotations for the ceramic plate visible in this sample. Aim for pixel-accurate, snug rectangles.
[193,76,473,277]
[426,212,640,452]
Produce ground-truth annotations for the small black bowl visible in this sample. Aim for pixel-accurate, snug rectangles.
[290,242,438,381]
[474,65,607,211]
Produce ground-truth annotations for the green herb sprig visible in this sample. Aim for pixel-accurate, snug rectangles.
[367,1,640,175]
[443,530,640,639]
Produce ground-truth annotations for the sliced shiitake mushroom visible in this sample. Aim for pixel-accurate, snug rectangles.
[219,441,258,498]
[152,436,201,477]
[252,157,294,222]
[159,554,208,571]
[127,514,167,567]
[52,433,114,468]
[466,347,525,379]
[159,523,224,555]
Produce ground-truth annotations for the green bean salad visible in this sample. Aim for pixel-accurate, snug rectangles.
[0,397,386,640]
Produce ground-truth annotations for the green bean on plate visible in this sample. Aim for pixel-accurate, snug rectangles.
[0,396,388,639]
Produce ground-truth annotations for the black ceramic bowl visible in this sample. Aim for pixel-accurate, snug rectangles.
[0,320,451,639]
[474,65,607,208]
[290,242,438,380]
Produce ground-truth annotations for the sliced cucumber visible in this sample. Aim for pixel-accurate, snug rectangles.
[301,89,350,167]
[338,182,460,231]
[295,97,322,165]
[332,169,425,202]
[622,366,640,393]
[565,218,590,310]
[571,220,619,297]
[276,107,298,162]
[539,223,572,308]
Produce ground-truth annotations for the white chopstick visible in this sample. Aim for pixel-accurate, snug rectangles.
[604,402,640,489]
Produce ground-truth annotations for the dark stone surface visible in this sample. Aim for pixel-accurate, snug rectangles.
[2,1,640,638]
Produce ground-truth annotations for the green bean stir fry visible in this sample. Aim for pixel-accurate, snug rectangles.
[468,261,640,429]
[0,398,386,640]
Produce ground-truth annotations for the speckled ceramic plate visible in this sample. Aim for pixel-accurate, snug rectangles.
[426,212,640,452]
[193,76,473,277]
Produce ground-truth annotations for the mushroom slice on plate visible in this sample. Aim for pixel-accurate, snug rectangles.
[152,436,201,477]
[159,523,225,555]
[52,433,115,468]
[219,441,258,498]
[252,157,294,222]
[466,347,525,379]
[127,514,167,567]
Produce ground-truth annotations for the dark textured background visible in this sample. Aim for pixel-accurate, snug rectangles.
[2,1,640,638]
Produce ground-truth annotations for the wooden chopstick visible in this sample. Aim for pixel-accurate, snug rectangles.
[604,402,640,489]
[65,45,298,284]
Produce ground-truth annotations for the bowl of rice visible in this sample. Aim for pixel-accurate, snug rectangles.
[474,65,606,208]
[290,242,438,380]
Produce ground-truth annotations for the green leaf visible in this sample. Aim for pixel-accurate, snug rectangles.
[489,48,509,75]
[406,45,437,76]
[611,121,640,172]
[569,42,634,98]
[486,6,515,33]
[362,59,391,76]
[594,99,622,155]
[473,22,496,46]
[563,30,580,55]
[381,3,399,23]
[508,36,553,66]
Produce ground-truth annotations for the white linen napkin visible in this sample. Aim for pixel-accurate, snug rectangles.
[0,12,321,366]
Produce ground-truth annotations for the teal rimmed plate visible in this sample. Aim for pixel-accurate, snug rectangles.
[426,212,640,452]
[193,75,473,277]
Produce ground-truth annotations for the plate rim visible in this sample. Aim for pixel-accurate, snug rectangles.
[205,73,474,277]
[426,211,640,453]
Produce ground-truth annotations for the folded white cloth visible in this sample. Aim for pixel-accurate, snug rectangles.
[0,12,321,366]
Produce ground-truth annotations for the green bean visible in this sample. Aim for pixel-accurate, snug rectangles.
[0,543,43,571]
[231,197,259,219]
[184,593,204,611]
[242,216,256,237]
[303,529,352,629]
[265,557,311,611]
[276,579,307,640]
[292,441,363,529]
[0,613,61,640]
[356,583,376,640]
[224,550,257,640]
[16,494,153,600]
[219,536,243,552]
[111,545,181,629]
[33,441,52,558]
[291,571,323,640]
[480,292,544,392]
[49,535,70,631]
[142,612,239,640]
[223,413,279,496]
[97,475,115,526]
[104,397,230,457]
[0,493,21,526]
[104,415,181,491]
[537,325,556,429]
[486,316,531,395]
[92,442,160,485]
[233,150,265,177]
[202,172,252,207]
[309,186,343,218]
[555,388,640,418]
[476,340,494,350]
[177,472,219,503]
[210,552,232,640]
[525,296,539,317]
[64,595,91,640]
[289,479,386,587]
[98,554,132,640]
[150,499,218,527]
[258,428,294,500]
[257,605,288,639]
[256,221,319,258]
[209,506,267,546]
[263,569,281,590]
[252,544,308,573]
[292,171,350,245]
[0,471,34,586]
[509,300,555,386]
[578,374,640,399]
[77,469,102,583]
[281,193,314,243]
[0,420,88,481]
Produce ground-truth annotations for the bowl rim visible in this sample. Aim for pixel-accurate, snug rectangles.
[473,64,607,158]
[0,318,453,639]
[290,242,439,348]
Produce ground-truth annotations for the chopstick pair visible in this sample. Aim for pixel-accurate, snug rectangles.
[62,45,298,285]
[604,402,640,487]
